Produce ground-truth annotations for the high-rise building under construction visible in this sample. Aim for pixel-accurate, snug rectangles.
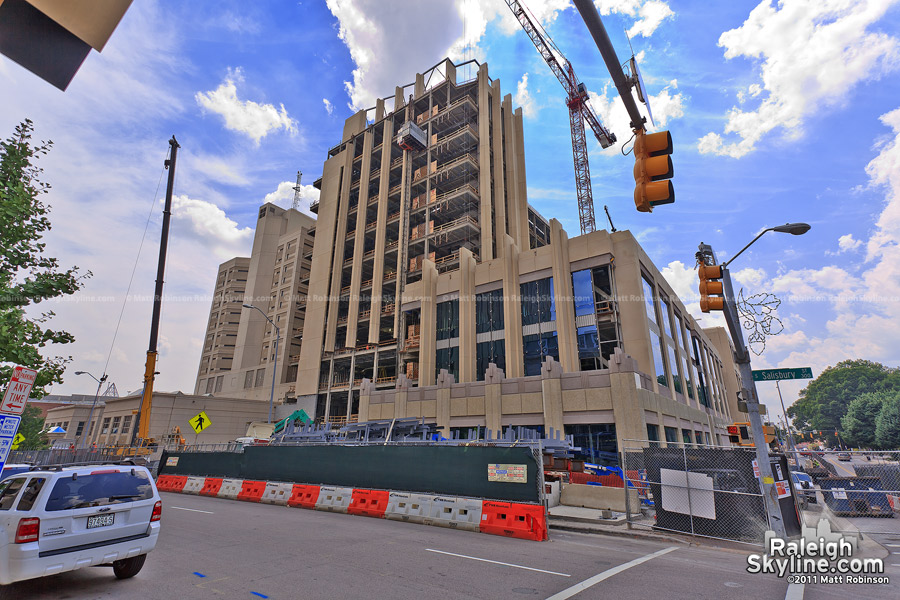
[197,59,742,454]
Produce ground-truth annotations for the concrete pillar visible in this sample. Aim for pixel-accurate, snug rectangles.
[375,98,385,122]
[476,63,494,261]
[540,357,564,437]
[436,369,454,437]
[458,248,476,383]
[358,378,374,422]
[513,108,530,250]
[394,374,410,418]
[419,259,438,386]
[346,130,374,346]
[608,348,648,450]
[549,219,578,372]
[415,72,426,99]
[369,119,394,344]
[484,363,504,437]
[443,59,456,86]
[394,86,405,112]
[490,85,507,257]
[501,234,524,378]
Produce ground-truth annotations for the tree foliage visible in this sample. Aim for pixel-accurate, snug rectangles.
[16,404,49,450]
[840,392,885,448]
[875,391,900,450]
[787,360,900,434]
[0,119,89,398]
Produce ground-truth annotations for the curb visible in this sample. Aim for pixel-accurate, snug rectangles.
[548,520,695,546]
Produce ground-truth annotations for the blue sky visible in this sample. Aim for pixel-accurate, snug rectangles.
[2,0,899,420]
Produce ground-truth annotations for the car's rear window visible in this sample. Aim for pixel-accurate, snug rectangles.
[16,478,46,511]
[46,471,154,511]
[0,478,26,510]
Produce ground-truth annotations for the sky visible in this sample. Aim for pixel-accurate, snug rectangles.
[2,0,900,422]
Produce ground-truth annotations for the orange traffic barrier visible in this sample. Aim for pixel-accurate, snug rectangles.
[156,475,188,493]
[199,477,224,497]
[479,501,548,541]
[237,480,266,502]
[347,489,389,518]
[287,484,320,509]
[569,472,623,487]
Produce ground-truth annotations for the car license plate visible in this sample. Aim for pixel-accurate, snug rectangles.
[87,514,115,529]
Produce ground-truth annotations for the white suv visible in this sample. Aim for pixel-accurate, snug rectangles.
[0,462,161,585]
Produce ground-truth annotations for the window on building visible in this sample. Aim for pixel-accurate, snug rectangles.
[435,346,459,382]
[520,278,555,326]
[565,424,617,465]
[661,297,673,339]
[205,378,214,394]
[75,421,85,436]
[88,420,95,436]
[641,275,657,325]
[255,369,266,387]
[111,417,121,434]
[476,339,506,381]
[691,336,710,408]
[650,329,667,388]
[436,299,459,341]
[647,423,659,446]
[695,431,704,446]
[523,332,559,376]
[475,289,504,334]
[682,429,692,445]
[244,371,254,389]
[521,278,558,375]
[667,345,682,394]
[101,417,111,435]
[664,426,678,443]
[122,415,132,435]
[215,375,223,393]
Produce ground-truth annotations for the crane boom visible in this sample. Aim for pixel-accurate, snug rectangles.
[504,0,615,234]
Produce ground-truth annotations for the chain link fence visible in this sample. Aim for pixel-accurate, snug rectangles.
[795,449,900,537]
[622,441,770,545]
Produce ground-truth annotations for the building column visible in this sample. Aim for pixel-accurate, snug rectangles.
[458,247,476,382]
[419,259,438,386]
[394,374,410,419]
[369,119,394,344]
[476,63,494,261]
[501,234,523,378]
[484,363,504,437]
[608,348,649,450]
[358,379,374,422]
[347,130,374,347]
[490,84,507,257]
[436,369,454,437]
[325,149,355,351]
[540,357,564,437]
[513,108,530,250]
[549,219,578,372]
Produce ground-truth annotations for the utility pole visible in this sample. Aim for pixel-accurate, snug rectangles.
[775,380,802,466]
[697,243,787,538]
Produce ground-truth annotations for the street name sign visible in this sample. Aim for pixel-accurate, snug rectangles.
[751,367,813,382]
[1,366,38,415]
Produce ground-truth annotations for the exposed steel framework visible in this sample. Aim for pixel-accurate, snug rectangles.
[505,0,616,234]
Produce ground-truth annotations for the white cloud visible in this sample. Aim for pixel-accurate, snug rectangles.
[514,73,538,119]
[588,79,684,154]
[195,68,297,144]
[699,0,900,158]
[323,98,334,115]
[594,0,674,38]
[172,194,253,257]
[263,180,320,216]
[837,233,863,253]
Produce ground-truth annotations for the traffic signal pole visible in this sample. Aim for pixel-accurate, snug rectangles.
[700,244,787,538]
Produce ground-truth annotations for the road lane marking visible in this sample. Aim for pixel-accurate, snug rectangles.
[544,546,678,600]
[785,582,804,600]
[170,506,214,514]
[425,548,570,577]
[887,544,900,547]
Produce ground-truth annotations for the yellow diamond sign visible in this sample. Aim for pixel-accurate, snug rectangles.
[11,433,26,450]
[188,411,211,434]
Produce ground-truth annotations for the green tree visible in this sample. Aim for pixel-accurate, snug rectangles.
[787,360,900,435]
[875,391,900,450]
[0,119,89,398]
[841,392,885,448]
[15,404,49,450]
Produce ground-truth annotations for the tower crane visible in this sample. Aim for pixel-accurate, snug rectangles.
[504,0,616,235]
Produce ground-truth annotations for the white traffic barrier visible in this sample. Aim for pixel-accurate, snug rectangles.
[314,486,353,513]
[384,492,433,524]
[183,476,205,495]
[218,478,243,499]
[425,496,481,531]
[261,482,293,505]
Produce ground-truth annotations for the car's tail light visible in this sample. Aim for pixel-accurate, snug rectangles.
[15,517,40,543]
[151,500,162,522]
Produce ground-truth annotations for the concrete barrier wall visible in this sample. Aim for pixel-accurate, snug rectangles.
[560,483,640,513]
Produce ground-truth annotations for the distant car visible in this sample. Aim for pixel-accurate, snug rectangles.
[837,452,851,461]
[0,462,161,585]
[791,471,817,505]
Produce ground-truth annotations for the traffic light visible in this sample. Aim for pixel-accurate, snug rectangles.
[727,425,740,445]
[633,129,674,212]
[728,422,753,446]
[698,264,725,312]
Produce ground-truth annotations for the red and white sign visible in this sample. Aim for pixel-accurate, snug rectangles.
[1,366,38,416]
[752,459,760,478]
[775,480,791,499]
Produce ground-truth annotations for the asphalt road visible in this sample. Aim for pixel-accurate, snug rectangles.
[1,492,894,600]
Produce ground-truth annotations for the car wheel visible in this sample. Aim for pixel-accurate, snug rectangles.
[112,554,147,579]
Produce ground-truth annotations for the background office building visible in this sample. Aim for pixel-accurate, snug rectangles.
[197,59,739,455]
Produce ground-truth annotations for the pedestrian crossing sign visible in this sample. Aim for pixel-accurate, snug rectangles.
[189,411,211,434]
[11,433,25,450]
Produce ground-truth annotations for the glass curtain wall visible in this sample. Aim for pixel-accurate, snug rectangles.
[642,275,668,389]
[521,277,558,376]
[475,289,505,380]
[435,299,460,381]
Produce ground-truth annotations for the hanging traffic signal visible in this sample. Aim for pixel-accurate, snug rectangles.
[633,129,674,212]
[698,264,725,312]
[727,425,740,445]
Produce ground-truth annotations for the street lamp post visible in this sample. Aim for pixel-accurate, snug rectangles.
[697,222,810,539]
[243,303,280,424]
[74,370,107,448]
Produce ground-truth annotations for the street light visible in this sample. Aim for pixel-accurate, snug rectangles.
[696,222,810,539]
[243,303,280,424]
[74,370,107,448]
